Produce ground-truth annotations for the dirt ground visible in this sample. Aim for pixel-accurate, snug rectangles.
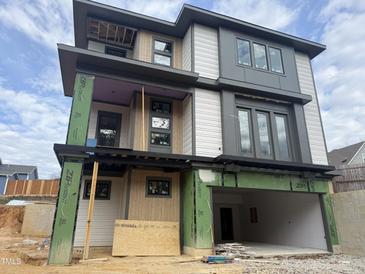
[1,235,365,274]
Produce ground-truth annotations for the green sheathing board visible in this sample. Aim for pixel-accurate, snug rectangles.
[183,170,195,248]
[194,169,221,248]
[48,161,83,264]
[237,172,292,191]
[223,173,236,187]
[49,73,94,264]
[322,194,339,246]
[66,74,95,145]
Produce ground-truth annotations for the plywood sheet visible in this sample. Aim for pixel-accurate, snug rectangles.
[112,220,180,256]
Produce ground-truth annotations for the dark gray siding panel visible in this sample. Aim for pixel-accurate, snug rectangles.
[219,27,300,93]
[221,90,237,155]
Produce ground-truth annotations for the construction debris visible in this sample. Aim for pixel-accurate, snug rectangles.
[215,242,255,258]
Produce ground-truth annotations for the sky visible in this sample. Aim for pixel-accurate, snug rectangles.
[0,0,364,178]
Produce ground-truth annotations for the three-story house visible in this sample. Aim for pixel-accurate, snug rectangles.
[49,0,339,264]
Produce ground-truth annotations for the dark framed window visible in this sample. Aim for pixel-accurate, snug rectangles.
[96,111,121,147]
[256,111,272,159]
[150,100,172,151]
[83,180,111,200]
[238,109,253,155]
[269,47,284,74]
[146,177,171,197]
[153,39,173,66]
[253,43,268,70]
[274,114,290,161]
[236,38,251,66]
[105,46,127,58]
[236,97,292,161]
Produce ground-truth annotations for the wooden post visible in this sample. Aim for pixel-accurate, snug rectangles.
[141,86,145,150]
[83,161,99,260]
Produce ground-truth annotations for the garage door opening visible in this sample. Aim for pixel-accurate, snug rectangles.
[212,188,329,256]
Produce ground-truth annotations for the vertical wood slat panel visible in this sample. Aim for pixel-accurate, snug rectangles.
[128,169,180,222]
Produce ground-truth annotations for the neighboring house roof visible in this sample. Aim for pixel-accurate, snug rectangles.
[0,164,37,177]
[73,0,326,59]
[328,141,365,167]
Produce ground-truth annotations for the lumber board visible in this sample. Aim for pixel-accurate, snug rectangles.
[112,219,180,256]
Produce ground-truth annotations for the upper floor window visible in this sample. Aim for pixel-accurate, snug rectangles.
[153,39,172,66]
[236,99,292,161]
[269,47,284,74]
[236,38,284,74]
[96,111,121,147]
[253,43,268,70]
[237,39,251,66]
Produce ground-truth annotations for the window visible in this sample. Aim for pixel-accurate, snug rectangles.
[253,43,268,70]
[150,100,172,150]
[153,39,172,66]
[96,111,121,147]
[146,178,171,197]
[237,39,251,66]
[275,115,290,160]
[257,112,272,158]
[236,98,292,161]
[105,46,127,58]
[238,109,253,155]
[83,180,111,200]
[269,47,284,73]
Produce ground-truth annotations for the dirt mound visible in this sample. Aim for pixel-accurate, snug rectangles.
[0,205,25,234]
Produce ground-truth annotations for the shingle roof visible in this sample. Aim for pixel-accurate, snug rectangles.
[328,141,365,167]
[0,164,37,176]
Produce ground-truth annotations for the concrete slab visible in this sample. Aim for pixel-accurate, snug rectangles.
[243,242,330,257]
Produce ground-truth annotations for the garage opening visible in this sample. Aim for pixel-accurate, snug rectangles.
[212,187,329,256]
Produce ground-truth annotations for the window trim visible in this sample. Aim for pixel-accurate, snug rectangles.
[83,180,112,200]
[95,110,122,147]
[149,98,173,152]
[146,177,172,198]
[268,46,284,74]
[253,42,269,71]
[236,38,252,67]
[152,37,173,67]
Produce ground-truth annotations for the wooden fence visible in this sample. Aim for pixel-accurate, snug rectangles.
[332,164,365,193]
[5,179,59,196]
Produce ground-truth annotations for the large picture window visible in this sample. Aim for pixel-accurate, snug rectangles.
[237,38,251,66]
[253,43,268,70]
[269,47,284,74]
[96,111,121,147]
[236,98,292,161]
[153,39,172,66]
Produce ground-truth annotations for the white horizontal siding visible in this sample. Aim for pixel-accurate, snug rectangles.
[88,102,130,148]
[193,24,219,79]
[182,95,193,155]
[295,52,328,165]
[194,88,222,157]
[182,26,192,71]
[74,176,125,247]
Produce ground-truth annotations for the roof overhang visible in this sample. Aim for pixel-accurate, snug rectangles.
[54,144,335,176]
[58,44,199,96]
[73,0,326,59]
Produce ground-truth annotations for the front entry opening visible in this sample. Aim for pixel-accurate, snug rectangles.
[212,187,329,255]
[220,207,234,241]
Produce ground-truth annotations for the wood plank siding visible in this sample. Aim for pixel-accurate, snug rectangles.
[194,88,223,157]
[193,24,219,79]
[128,169,180,222]
[295,52,328,165]
[133,30,182,69]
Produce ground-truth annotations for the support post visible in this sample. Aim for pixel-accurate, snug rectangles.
[83,161,99,260]
[141,85,145,150]
[48,73,94,265]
